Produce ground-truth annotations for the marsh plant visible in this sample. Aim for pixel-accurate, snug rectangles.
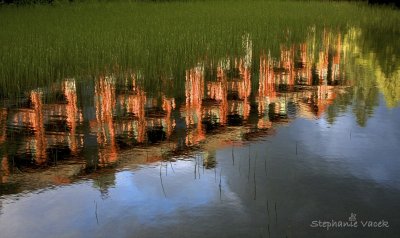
[0,0,399,99]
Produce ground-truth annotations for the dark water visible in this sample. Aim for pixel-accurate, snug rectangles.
[0,28,399,237]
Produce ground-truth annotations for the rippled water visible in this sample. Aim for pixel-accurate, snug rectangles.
[0,27,399,237]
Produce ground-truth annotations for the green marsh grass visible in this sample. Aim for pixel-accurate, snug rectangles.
[0,0,399,99]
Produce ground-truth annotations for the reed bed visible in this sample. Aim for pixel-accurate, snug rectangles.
[0,0,399,98]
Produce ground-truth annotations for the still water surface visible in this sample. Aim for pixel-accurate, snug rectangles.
[0,28,399,237]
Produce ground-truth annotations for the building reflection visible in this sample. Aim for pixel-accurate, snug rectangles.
[205,65,228,126]
[257,53,275,129]
[44,79,84,161]
[0,30,348,186]
[162,96,176,139]
[92,74,177,163]
[115,76,147,146]
[92,76,118,166]
[63,79,84,156]
[31,91,47,164]
[7,90,47,164]
[228,58,251,122]
[2,79,84,173]
[182,65,206,146]
[257,31,343,122]
[297,43,313,85]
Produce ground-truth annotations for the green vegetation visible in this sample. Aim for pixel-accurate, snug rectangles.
[0,0,399,100]
[324,26,400,126]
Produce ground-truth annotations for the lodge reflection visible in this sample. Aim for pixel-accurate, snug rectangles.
[182,65,206,146]
[0,30,347,185]
[93,76,117,166]
[4,83,83,165]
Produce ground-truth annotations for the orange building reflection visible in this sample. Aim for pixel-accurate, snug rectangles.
[182,66,206,146]
[257,31,343,122]
[223,59,252,122]
[6,79,85,167]
[280,45,296,88]
[93,76,118,166]
[63,79,84,156]
[0,29,347,176]
[115,77,147,144]
[8,91,47,164]
[206,66,228,125]
[257,53,275,129]
[162,96,176,139]
[296,43,313,85]
[30,91,47,163]
[43,79,84,159]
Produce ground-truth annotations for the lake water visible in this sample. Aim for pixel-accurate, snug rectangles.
[0,27,399,237]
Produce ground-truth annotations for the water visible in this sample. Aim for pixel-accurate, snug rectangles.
[0,27,399,237]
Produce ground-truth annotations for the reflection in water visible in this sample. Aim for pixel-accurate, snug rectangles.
[0,28,398,194]
[6,90,47,164]
[94,76,117,166]
[162,96,176,139]
[63,79,83,156]
[30,91,46,164]
[0,26,399,238]
[183,65,205,146]
[115,76,147,145]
